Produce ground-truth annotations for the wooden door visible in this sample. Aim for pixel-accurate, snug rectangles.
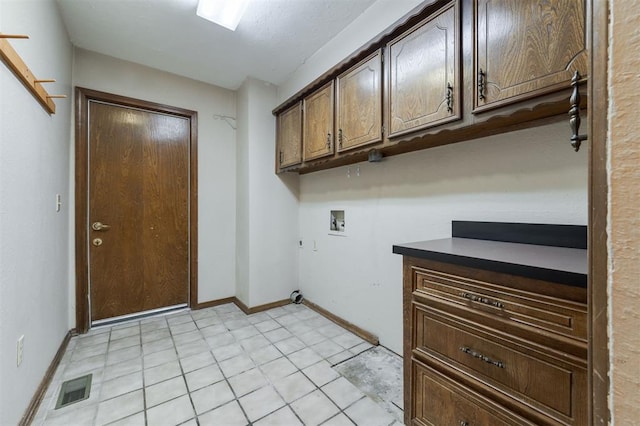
[336,50,382,153]
[303,81,334,162]
[88,101,189,321]
[276,101,302,171]
[386,3,460,138]
[475,0,587,112]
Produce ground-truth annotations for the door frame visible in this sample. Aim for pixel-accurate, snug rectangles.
[74,87,199,333]
[588,0,610,423]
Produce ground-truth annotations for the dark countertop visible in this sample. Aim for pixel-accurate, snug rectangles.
[392,237,587,288]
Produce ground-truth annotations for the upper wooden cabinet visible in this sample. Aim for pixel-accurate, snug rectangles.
[386,3,460,138]
[303,81,335,162]
[273,0,590,174]
[336,50,383,153]
[276,102,302,170]
[474,0,587,112]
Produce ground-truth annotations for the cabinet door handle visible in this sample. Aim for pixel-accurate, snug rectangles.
[460,346,505,368]
[478,69,486,100]
[459,292,504,308]
[446,82,454,113]
[460,422,469,426]
[569,70,587,152]
[338,128,343,148]
[326,133,332,150]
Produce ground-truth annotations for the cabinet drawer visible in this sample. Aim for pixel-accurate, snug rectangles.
[414,304,586,422]
[412,360,535,426]
[413,267,587,341]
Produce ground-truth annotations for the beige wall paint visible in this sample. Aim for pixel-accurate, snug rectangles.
[609,0,640,422]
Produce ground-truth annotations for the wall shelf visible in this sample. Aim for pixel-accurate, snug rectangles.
[0,33,65,114]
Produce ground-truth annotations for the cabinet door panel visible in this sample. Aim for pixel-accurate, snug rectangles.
[336,50,382,152]
[413,267,587,342]
[303,82,334,162]
[414,304,584,419]
[475,0,587,111]
[277,102,302,170]
[413,361,535,426]
[387,3,459,138]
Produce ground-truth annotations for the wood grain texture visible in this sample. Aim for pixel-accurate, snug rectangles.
[402,256,588,425]
[303,299,379,346]
[415,268,588,344]
[475,0,587,112]
[387,3,460,137]
[19,331,73,426]
[0,36,57,114]
[76,88,197,330]
[276,102,303,170]
[412,361,537,426]
[336,50,382,152]
[234,298,291,315]
[89,103,189,320]
[588,0,610,423]
[415,304,585,420]
[303,81,335,161]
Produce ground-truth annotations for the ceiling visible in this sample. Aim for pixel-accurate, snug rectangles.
[56,0,378,90]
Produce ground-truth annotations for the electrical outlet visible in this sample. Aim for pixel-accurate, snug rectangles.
[17,335,24,366]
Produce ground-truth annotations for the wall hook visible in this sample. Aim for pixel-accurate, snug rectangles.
[0,33,64,114]
[0,34,29,39]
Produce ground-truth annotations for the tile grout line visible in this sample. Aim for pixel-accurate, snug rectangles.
[166,312,202,426]
[140,319,149,426]
[193,308,252,425]
[244,305,364,425]
[39,303,395,426]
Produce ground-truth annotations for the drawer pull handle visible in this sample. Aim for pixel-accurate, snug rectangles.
[459,346,505,368]
[459,292,504,308]
[460,422,469,426]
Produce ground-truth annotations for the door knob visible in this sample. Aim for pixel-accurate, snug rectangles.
[92,238,103,246]
[92,222,111,231]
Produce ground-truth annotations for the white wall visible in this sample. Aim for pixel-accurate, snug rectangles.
[236,79,251,305]
[277,0,424,103]
[298,122,587,354]
[278,0,587,355]
[237,78,300,307]
[72,49,237,310]
[0,0,73,423]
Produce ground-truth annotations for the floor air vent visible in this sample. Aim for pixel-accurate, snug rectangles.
[55,374,92,409]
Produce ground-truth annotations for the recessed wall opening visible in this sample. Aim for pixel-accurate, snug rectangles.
[330,210,346,235]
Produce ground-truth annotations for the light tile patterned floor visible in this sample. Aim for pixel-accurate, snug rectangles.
[33,303,402,425]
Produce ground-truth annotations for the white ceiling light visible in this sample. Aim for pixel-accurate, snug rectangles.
[196,0,250,31]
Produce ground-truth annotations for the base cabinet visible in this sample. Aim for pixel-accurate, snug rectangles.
[403,258,587,425]
[413,361,536,426]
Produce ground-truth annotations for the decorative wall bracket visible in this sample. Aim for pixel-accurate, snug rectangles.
[0,33,66,114]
